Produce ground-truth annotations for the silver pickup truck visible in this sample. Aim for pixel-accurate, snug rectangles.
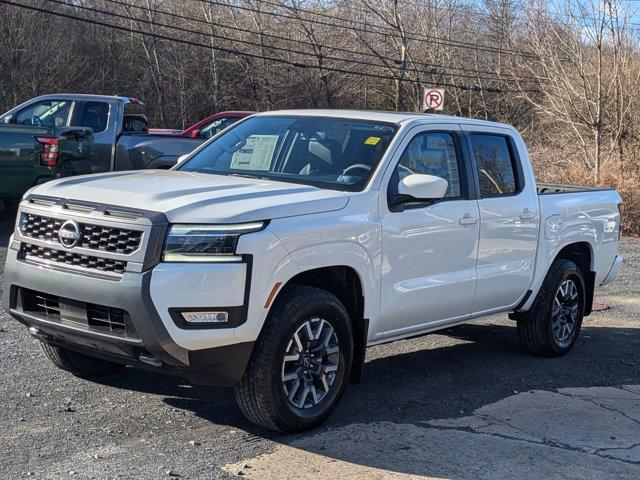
[3,110,623,433]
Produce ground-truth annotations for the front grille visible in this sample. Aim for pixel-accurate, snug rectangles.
[20,288,138,339]
[20,213,143,255]
[22,244,127,275]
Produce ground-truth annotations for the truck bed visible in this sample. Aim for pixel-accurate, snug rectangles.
[115,133,204,170]
[534,184,622,294]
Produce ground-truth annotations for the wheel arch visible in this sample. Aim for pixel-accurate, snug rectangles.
[519,240,596,316]
[269,265,369,384]
[553,241,595,316]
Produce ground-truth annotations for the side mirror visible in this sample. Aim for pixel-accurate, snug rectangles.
[396,174,448,202]
[2,115,14,124]
[176,154,189,164]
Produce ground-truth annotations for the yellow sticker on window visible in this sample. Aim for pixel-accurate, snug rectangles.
[364,136,381,146]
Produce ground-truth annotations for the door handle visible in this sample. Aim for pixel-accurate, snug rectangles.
[459,215,479,226]
[519,209,536,220]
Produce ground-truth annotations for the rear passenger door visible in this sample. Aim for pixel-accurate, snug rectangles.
[377,124,480,338]
[73,100,114,173]
[462,125,539,312]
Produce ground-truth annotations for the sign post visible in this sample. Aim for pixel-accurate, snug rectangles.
[423,88,445,112]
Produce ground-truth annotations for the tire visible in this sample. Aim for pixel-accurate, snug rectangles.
[39,341,126,378]
[234,285,353,433]
[516,259,586,357]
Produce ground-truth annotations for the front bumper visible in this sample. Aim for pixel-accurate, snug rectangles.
[2,245,254,386]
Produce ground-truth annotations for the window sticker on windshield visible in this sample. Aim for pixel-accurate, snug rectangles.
[364,136,381,146]
[230,135,278,171]
[337,175,355,183]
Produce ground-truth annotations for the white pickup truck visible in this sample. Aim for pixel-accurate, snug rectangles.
[3,110,623,432]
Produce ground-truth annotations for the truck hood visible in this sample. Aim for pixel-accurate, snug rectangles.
[30,170,350,223]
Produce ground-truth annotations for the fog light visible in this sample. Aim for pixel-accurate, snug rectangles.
[181,311,229,324]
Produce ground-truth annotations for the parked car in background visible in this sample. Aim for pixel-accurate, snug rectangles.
[149,128,183,136]
[180,111,253,138]
[0,94,207,201]
[149,112,253,138]
[3,110,623,433]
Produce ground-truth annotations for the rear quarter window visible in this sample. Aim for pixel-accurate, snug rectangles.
[75,101,109,133]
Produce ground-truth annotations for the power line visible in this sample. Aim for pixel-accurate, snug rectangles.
[97,0,541,81]
[231,0,546,58]
[43,0,541,86]
[0,0,540,94]
[196,0,539,59]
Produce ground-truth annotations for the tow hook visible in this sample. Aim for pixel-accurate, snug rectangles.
[139,352,163,367]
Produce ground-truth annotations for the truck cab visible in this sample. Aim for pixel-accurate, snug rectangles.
[1,94,206,181]
[2,110,623,433]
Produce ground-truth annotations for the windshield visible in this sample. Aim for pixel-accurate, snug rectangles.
[178,115,398,191]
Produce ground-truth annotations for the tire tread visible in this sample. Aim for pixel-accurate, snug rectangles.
[516,259,583,357]
[235,285,351,432]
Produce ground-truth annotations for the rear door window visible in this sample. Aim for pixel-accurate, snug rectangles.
[470,134,518,197]
[75,101,109,133]
[15,100,72,127]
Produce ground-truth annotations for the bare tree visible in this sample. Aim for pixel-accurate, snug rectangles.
[516,0,640,183]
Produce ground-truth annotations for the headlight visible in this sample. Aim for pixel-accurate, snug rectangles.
[163,222,264,262]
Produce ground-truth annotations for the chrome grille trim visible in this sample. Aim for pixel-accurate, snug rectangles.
[22,244,127,277]
[20,212,143,255]
[15,196,169,278]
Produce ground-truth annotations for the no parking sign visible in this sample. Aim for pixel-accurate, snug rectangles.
[423,88,445,111]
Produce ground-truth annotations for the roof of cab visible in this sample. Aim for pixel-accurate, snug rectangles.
[258,109,513,130]
[33,93,141,103]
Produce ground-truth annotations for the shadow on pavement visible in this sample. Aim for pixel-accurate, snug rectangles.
[96,320,640,437]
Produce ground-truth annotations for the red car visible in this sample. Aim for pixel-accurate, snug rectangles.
[150,111,253,139]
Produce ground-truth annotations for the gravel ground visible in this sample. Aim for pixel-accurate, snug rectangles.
[0,215,638,479]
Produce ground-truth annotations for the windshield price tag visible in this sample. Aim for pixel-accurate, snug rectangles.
[230,135,278,171]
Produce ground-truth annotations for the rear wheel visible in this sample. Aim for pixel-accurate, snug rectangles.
[39,341,126,378]
[516,259,585,357]
[234,286,353,432]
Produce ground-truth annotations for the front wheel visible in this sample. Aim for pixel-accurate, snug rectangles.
[234,286,353,432]
[516,259,586,357]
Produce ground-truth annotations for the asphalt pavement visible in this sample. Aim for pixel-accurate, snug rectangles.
[1,217,639,479]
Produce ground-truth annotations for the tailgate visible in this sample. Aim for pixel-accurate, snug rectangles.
[0,124,56,198]
[0,125,94,200]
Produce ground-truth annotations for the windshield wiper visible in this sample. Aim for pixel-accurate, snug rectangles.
[227,172,271,181]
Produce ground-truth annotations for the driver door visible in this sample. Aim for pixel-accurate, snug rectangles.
[376,124,480,338]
